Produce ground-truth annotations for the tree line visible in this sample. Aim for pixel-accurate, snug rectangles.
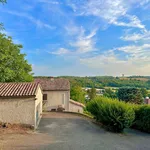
[61,76,150,89]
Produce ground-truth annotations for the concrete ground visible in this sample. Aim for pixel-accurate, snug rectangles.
[37,112,150,150]
[1,112,150,150]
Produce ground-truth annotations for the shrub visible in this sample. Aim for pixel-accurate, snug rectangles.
[133,105,150,133]
[118,87,143,104]
[87,97,135,132]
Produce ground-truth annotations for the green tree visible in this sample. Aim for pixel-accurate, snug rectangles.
[87,88,96,100]
[103,88,117,98]
[0,0,6,30]
[0,33,33,82]
[117,87,143,104]
[70,85,85,103]
[140,88,148,98]
[0,0,6,3]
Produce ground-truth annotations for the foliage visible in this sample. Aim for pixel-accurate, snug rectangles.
[70,85,85,104]
[87,88,96,100]
[83,108,94,118]
[103,88,117,98]
[86,97,135,132]
[133,105,150,133]
[59,76,150,89]
[0,0,6,30]
[118,87,143,104]
[0,0,6,3]
[0,33,33,82]
[140,88,148,98]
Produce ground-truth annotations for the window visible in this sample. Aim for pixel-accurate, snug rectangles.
[43,94,47,100]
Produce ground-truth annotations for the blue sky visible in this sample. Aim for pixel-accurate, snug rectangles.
[0,0,150,76]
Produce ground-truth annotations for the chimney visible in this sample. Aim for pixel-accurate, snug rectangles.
[50,76,54,81]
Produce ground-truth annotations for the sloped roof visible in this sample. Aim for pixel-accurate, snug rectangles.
[0,82,39,97]
[34,77,70,91]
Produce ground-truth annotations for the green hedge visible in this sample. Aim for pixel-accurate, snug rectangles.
[87,97,135,132]
[133,105,150,133]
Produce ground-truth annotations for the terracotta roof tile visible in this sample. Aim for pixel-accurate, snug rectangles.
[34,77,70,91]
[0,82,39,97]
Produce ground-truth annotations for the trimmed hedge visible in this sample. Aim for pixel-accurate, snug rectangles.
[133,105,150,133]
[87,97,135,132]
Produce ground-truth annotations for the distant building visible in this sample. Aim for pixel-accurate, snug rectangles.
[145,97,150,105]
[35,77,70,111]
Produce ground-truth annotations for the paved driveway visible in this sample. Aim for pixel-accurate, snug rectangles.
[37,112,150,150]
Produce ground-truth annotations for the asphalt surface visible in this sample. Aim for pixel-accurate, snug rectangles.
[37,112,150,150]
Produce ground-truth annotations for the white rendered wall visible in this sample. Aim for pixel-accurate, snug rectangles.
[0,97,35,126]
[43,91,70,111]
[69,102,84,113]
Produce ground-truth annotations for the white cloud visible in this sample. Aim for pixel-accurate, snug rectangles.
[68,0,145,29]
[50,48,70,55]
[139,0,150,6]
[64,24,85,36]
[121,30,150,42]
[50,24,98,55]
[80,43,150,76]
[49,27,97,55]
[3,10,55,30]
[113,15,145,29]
[117,44,150,64]
[38,0,61,5]
[68,23,98,52]
[117,44,150,54]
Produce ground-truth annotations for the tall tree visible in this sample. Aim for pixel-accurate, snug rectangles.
[87,88,97,100]
[117,87,143,104]
[70,85,85,104]
[140,88,148,98]
[0,0,6,30]
[0,0,6,3]
[103,88,117,98]
[0,33,33,82]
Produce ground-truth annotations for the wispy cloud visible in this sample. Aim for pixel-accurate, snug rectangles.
[80,44,150,76]
[117,44,150,61]
[51,24,98,55]
[120,30,150,42]
[49,48,70,55]
[67,0,146,29]
[37,0,61,5]
[113,15,145,29]
[2,10,55,30]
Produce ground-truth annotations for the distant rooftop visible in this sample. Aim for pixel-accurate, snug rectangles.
[34,77,70,91]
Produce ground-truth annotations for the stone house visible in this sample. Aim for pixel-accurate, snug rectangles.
[34,77,70,111]
[0,82,42,129]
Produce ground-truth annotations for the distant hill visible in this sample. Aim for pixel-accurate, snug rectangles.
[34,76,150,89]
[59,76,150,89]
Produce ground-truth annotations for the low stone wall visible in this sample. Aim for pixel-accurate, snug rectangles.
[69,99,85,113]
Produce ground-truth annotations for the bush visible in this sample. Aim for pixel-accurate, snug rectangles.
[118,87,143,104]
[133,105,150,133]
[87,97,135,132]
